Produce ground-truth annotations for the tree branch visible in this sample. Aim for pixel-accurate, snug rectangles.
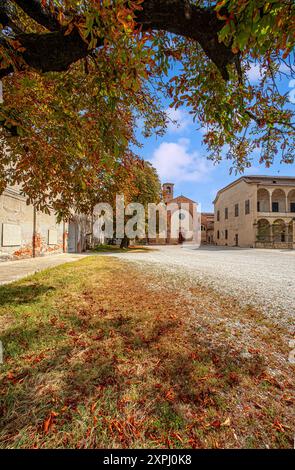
[19,29,93,73]
[0,0,235,80]
[12,0,62,32]
[0,7,24,35]
[136,0,235,80]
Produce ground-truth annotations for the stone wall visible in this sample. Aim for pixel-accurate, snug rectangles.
[255,242,294,249]
[0,187,67,261]
[214,179,256,247]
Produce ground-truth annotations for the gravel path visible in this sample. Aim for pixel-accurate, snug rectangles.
[108,245,295,329]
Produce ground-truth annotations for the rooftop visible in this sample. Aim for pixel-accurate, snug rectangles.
[213,175,295,203]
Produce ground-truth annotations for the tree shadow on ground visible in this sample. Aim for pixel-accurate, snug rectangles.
[0,283,55,307]
[0,309,269,448]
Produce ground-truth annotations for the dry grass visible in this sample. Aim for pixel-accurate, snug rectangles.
[0,256,294,448]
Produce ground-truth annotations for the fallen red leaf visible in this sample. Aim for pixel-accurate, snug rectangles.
[210,419,221,428]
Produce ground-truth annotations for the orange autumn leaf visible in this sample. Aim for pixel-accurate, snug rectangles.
[165,389,175,402]
[43,411,59,434]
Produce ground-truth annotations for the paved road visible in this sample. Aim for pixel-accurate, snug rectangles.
[109,245,295,328]
[0,253,90,285]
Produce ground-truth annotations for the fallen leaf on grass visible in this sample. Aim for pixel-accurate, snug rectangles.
[171,432,183,443]
[221,417,231,427]
[6,371,26,384]
[90,401,98,413]
[272,419,291,433]
[210,419,221,429]
[165,389,176,401]
[43,411,59,434]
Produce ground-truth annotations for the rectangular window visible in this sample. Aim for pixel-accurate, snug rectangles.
[235,203,239,217]
[245,199,250,215]
[290,202,295,213]
[217,210,220,222]
[272,202,279,212]
[225,229,228,240]
[217,230,220,239]
[225,208,228,219]
[257,201,260,212]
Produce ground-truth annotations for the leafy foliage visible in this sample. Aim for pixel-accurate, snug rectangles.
[0,2,166,216]
[0,1,294,213]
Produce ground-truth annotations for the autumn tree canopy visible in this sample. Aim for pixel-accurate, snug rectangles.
[0,1,294,215]
[118,160,161,247]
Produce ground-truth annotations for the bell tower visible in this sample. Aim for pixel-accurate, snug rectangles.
[162,183,174,203]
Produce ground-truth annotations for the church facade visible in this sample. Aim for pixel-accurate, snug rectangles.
[149,183,214,245]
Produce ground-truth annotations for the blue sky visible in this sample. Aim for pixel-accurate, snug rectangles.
[136,64,295,213]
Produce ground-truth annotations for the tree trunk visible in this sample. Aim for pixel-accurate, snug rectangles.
[120,235,130,249]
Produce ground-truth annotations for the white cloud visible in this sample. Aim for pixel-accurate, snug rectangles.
[165,107,191,133]
[247,63,262,83]
[149,138,213,183]
[247,62,291,85]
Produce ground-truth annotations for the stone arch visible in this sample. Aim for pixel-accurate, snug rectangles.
[287,189,295,212]
[272,188,286,212]
[272,219,286,242]
[257,188,270,212]
[257,219,271,242]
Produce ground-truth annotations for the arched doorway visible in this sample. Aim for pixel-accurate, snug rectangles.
[257,219,271,242]
[272,189,286,213]
[273,219,286,243]
[288,189,295,213]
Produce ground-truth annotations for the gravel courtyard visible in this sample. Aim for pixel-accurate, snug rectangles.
[109,245,295,329]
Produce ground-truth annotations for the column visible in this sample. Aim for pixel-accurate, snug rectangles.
[285,223,289,244]
[270,223,273,246]
[254,222,258,246]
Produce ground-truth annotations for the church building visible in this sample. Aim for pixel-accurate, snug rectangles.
[149,183,214,245]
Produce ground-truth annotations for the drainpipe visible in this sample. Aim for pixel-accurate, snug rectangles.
[63,220,66,253]
[91,210,94,249]
[32,207,37,258]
